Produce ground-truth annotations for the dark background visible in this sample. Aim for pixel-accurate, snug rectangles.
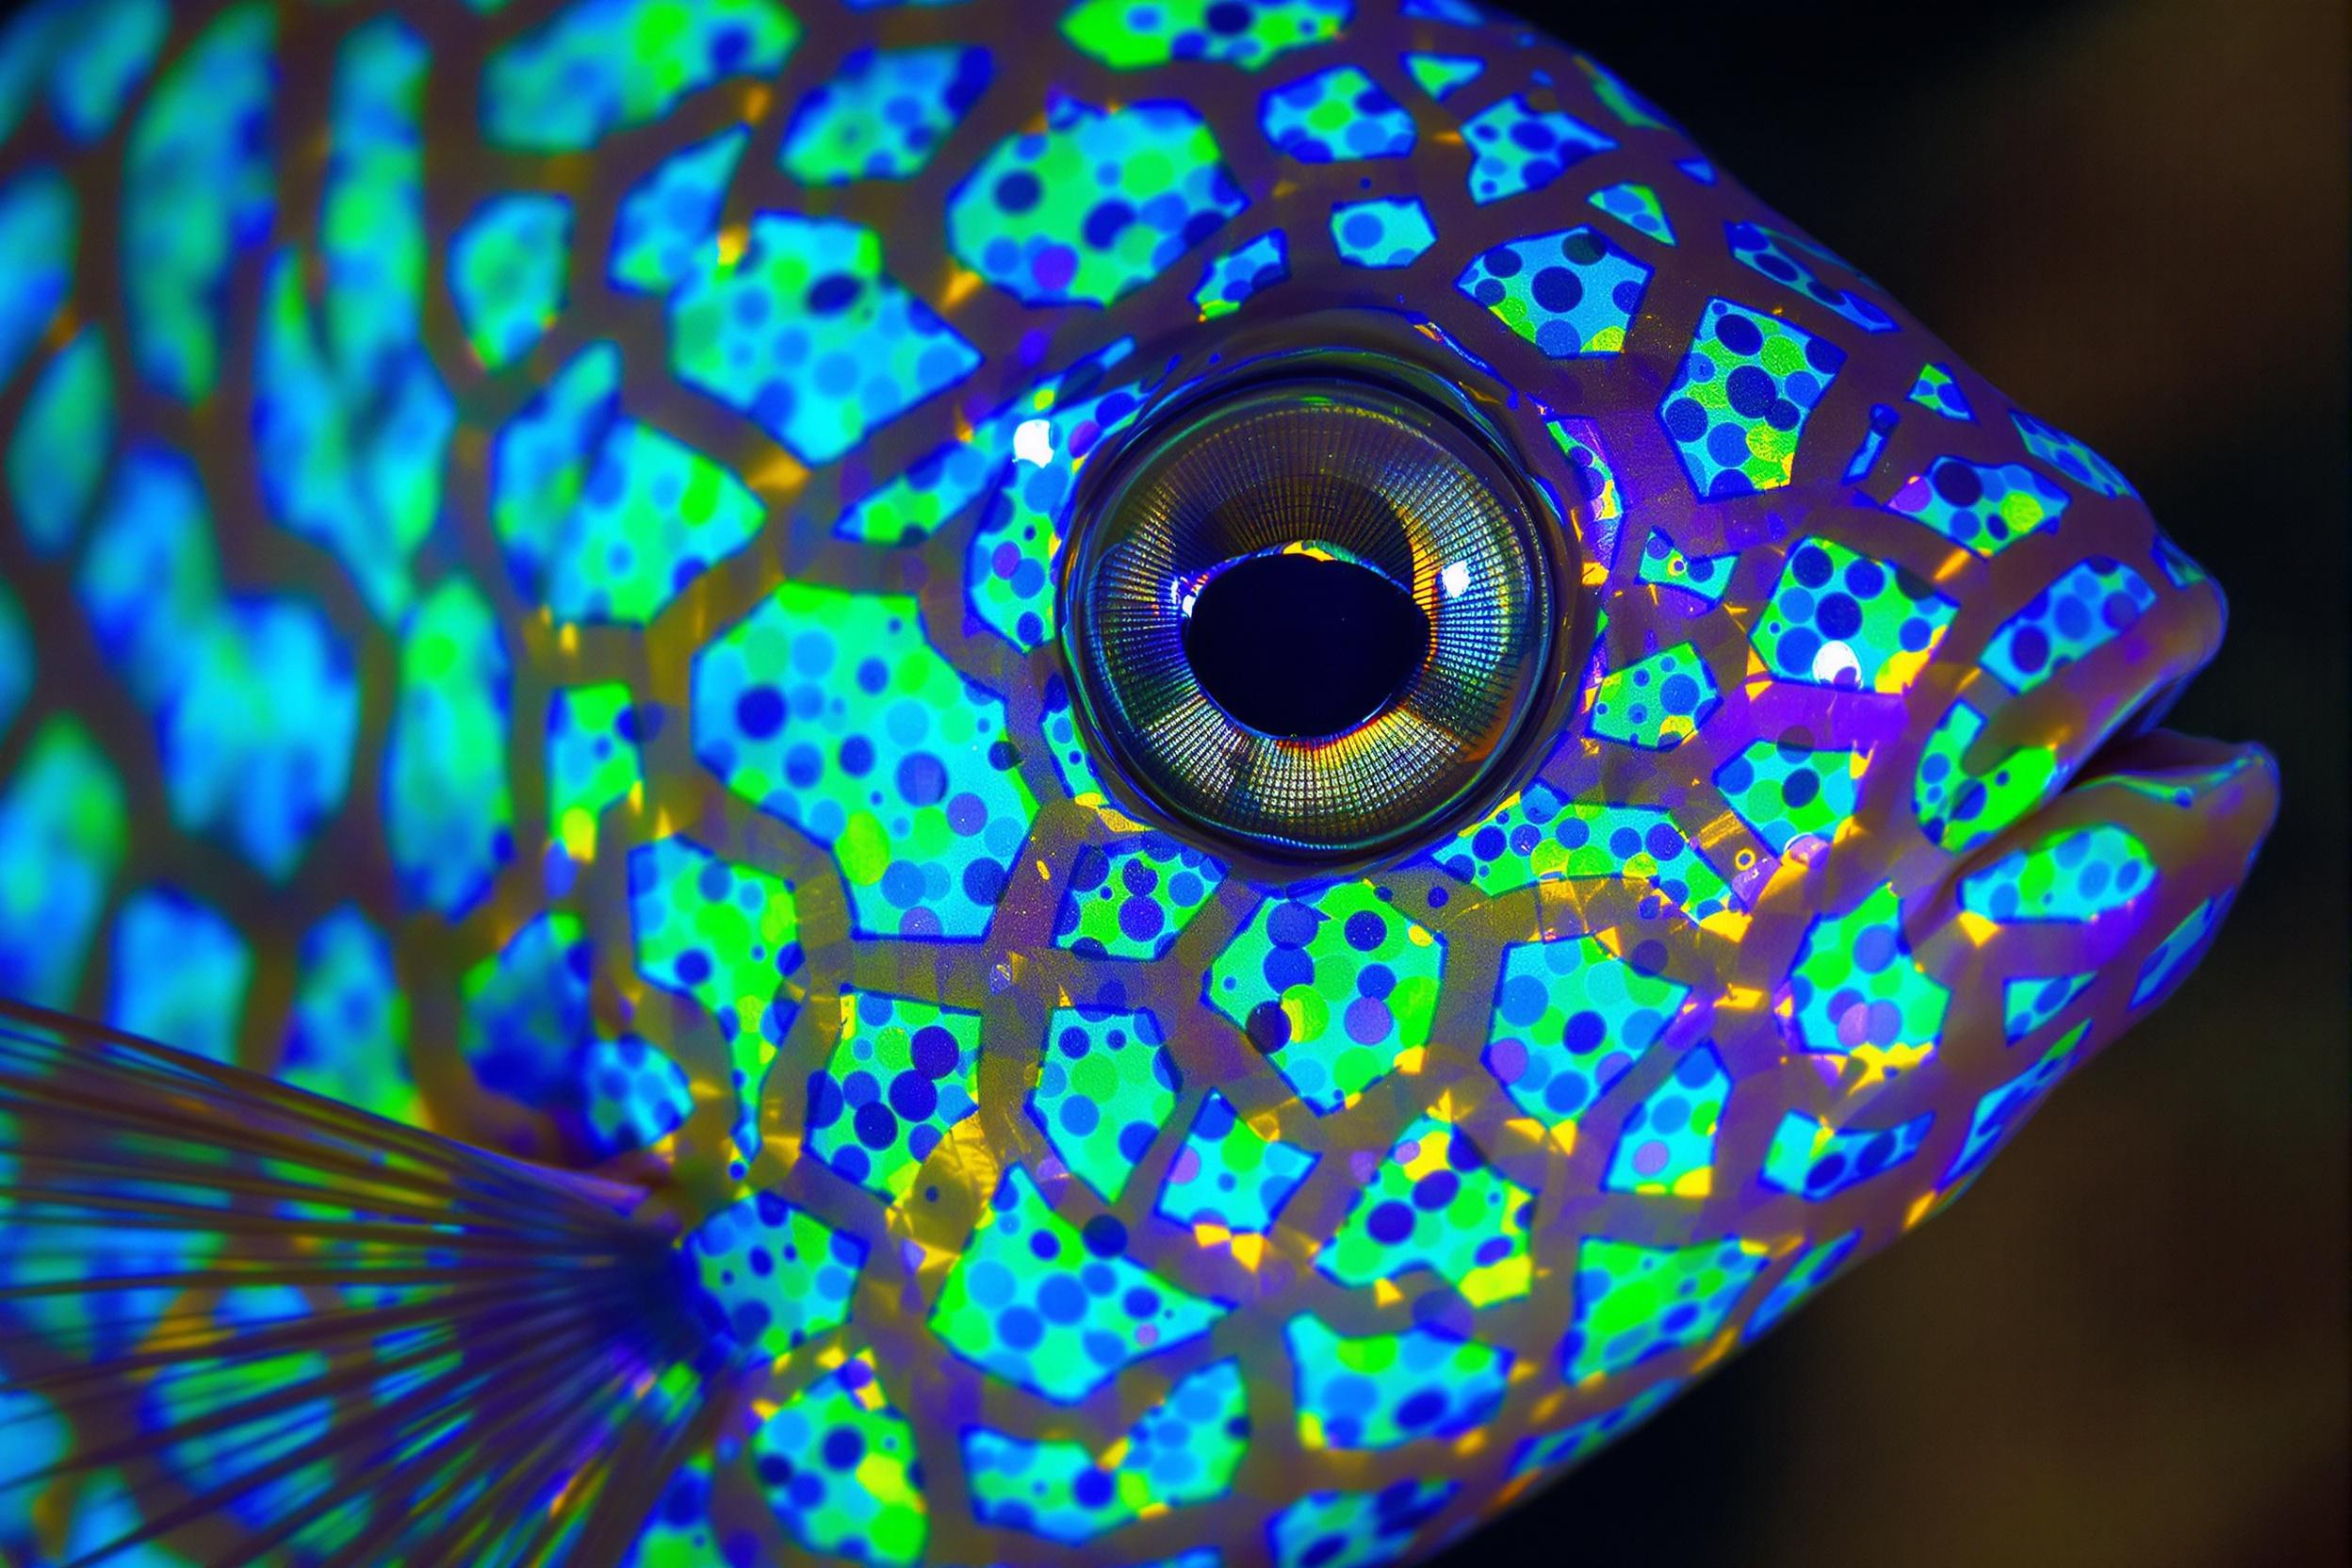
[1440,3,2350,1565]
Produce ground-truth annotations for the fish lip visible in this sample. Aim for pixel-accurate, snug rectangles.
[2043,579,2233,801]
[2068,724,2275,792]
[2061,673,2194,792]
[2010,581,2281,881]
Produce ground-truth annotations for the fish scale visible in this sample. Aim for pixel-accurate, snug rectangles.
[0,2,2278,1564]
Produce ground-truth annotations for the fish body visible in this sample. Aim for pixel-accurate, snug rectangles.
[0,1,2278,1565]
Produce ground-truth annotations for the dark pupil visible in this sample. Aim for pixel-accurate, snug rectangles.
[1182,551,1429,739]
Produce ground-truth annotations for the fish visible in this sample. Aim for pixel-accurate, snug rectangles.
[0,0,2278,1563]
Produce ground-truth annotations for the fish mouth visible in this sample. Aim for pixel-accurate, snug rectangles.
[2061,720,2277,825]
[2045,589,2274,809]
[1977,584,2279,908]
[1915,582,2278,1025]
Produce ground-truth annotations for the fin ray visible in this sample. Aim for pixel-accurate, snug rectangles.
[0,1000,717,1567]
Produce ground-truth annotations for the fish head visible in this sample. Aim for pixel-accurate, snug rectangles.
[651,3,2281,1545]
[997,4,2279,1053]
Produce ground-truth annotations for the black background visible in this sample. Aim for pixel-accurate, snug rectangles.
[1436,4,2349,1565]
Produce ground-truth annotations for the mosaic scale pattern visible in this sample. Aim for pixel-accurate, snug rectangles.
[0,3,2277,1566]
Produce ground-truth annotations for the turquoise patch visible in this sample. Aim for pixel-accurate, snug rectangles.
[1484,935,1690,1129]
[1156,1090,1318,1234]
[2002,972,2096,1042]
[949,96,1247,306]
[122,4,275,402]
[482,0,800,152]
[2012,408,2135,497]
[1982,557,2157,694]
[1760,1110,1933,1199]
[609,128,749,296]
[780,44,991,185]
[450,193,573,370]
[1588,180,1675,244]
[461,912,593,1109]
[927,1166,1231,1403]
[1884,456,2068,557]
[964,1360,1247,1544]
[1456,226,1650,357]
[1658,299,1844,498]
[1194,231,1290,318]
[1330,197,1436,268]
[1286,1315,1510,1449]
[385,579,514,920]
[671,213,981,466]
[1261,66,1413,161]
[1028,1005,1180,1202]
[106,887,250,1062]
[680,1190,864,1363]
[806,991,983,1201]
[1590,643,1720,750]
[0,166,73,388]
[1725,221,1895,332]
[692,585,1037,940]
[0,719,125,1009]
[1960,824,2157,924]
[280,908,415,1122]
[1460,93,1614,204]
[8,327,113,558]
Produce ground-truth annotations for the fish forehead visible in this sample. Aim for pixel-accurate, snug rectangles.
[527,0,2230,875]
[0,2,2278,1566]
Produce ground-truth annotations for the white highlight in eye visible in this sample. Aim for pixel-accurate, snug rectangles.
[1013,417,1054,467]
[1440,560,1471,598]
[1811,641,1863,686]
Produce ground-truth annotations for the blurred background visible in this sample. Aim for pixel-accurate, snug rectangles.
[1438,3,2350,1564]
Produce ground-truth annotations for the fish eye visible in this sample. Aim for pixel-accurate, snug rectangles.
[1061,374,1565,860]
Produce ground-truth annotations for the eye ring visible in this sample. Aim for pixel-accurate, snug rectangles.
[1059,367,1570,863]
